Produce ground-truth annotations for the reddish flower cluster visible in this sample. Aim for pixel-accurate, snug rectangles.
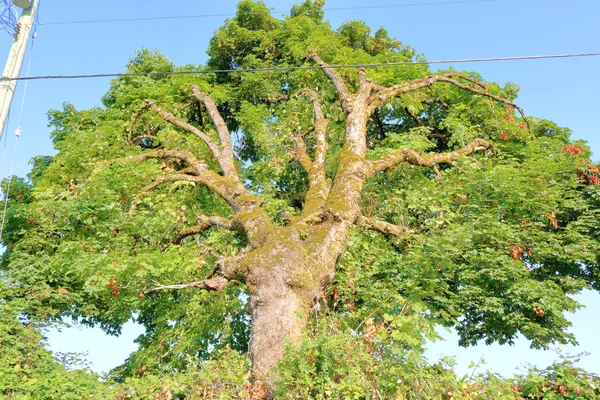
[108,279,120,297]
[577,164,600,185]
[549,210,558,229]
[503,107,515,122]
[498,108,527,140]
[509,246,523,260]
[562,144,583,155]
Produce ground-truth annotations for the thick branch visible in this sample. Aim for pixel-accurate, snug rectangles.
[357,68,373,104]
[145,100,224,165]
[172,215,235,244]
[127,149,207,173]
[179,166,199,176]
[125,150,272,247]
[191,87,237,177]
[437,75,530,129]
[149,276,229,292]
[298,88,329,168]
[368,73,530,129]
[405,107,424,126]
[293,89,332,218]
[308,54,351,110]
[126,150,249,211]
[149,246,249,292]
[368,73,453,114]
[294,133,314,173]
[356,215,410,237]
[367,138,491,177]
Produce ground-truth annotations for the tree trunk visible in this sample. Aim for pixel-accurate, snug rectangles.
[242,224,349,384]
[248,280,312,377]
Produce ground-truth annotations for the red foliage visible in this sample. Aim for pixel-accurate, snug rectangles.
[562,144,583,155]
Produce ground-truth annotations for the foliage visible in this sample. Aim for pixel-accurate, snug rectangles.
[0,283,107,399]
[273,317,600,399]
[0,0,599,395]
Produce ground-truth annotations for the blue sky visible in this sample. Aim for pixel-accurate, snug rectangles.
[1,0,599,377]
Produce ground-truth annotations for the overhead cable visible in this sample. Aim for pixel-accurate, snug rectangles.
[35,0,494,26]
[1,52,599,83]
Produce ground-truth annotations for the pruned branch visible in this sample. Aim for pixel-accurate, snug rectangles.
[126,150,247,211]
[292,89,332,218]
[356,215,410,237]
[357,68,373,102]
[437,75,530,130]
[124,149,271,246]
[308,54,351,110]
[130,173,203,213]
[368,73,453,114]
[149,276,229,292]
[190,86,238,177]
[367,138,491,177]
[172,215,235,244]
[144,101,223,160]
[368,73,530,129]
[127,149,206,174]
[293,132,314,173]
[179,166,199,176]
[297,88,329,168]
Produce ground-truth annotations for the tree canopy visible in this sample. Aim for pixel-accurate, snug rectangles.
[1,0,600,397]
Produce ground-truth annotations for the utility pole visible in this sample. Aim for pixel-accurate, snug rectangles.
[0,0,38,139]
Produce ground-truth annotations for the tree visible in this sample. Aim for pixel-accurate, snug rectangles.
[2,0,599,392]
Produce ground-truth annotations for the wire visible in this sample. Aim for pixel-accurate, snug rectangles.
[34,0,494,26]
[0,0,18,35]
[1,52,599,82]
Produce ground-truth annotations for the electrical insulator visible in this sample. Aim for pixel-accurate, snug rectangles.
[15,128,21,137]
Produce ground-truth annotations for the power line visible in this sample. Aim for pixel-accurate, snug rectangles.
[1,52,599,83]
[35,0,493,26]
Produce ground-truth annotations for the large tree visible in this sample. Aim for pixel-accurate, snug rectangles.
[2,0,599,390]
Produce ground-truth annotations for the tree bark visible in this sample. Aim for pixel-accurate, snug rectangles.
[241,223,349,384]
[248,280,311,378]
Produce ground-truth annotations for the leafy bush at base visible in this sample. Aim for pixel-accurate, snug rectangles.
[272,318,599,400]
[2,306,599,399]
[0,289,108,399]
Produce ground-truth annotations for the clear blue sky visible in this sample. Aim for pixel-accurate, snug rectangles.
[1,0,599,377]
